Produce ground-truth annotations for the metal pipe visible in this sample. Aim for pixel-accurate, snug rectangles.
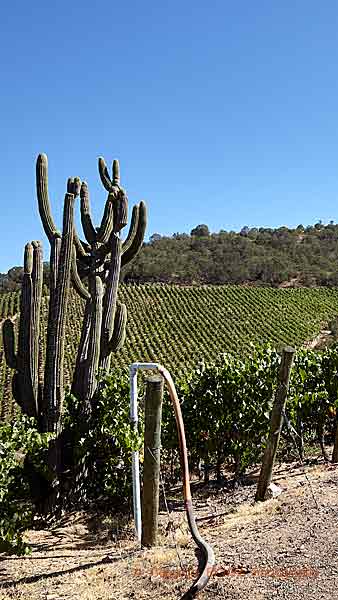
[129,362,160,542]
[129,361,215,598]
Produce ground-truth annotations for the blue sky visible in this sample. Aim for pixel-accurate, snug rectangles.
[1,1,338,271]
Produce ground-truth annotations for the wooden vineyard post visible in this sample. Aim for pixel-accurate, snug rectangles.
[141,375,164,546]
[332,419,338,463]
[255,346,295,502]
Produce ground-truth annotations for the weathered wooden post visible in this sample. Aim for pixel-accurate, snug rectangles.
[255,346,295,502]
[141,375,164,546]
[332,418,338,463]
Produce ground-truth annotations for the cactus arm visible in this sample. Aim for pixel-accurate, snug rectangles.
[4,242,42,417]
[122,204,139,254]
[112,190,128,233]
[99,233,121,372]
[18,243,33,402]
[12,373,22,410]
[112,159,120,186]
[82,275,103,406]
[98,157,113,191]
[106,302,127,354]
[17,243,36,417]
[3,319,17,369]
[98,157,121,188]
[121,201,147,267]
[80,181,97,245]
[97,158,126,240]
[39,235,61,425]
[67,176,81,197]
[31,241,43,413]
[73,229,89,257]
[69,178,92,256]
[44,193,75,433]
[71,295,92,400]
[36,154,61,242]
[71,245,90,300]
[96,195,115,244]
[49,236,61,295]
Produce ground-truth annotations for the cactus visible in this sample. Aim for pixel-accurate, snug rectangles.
[71,156,147,410]
[3,154,147,441]
[37,152,147,419]
[3,165,78,435]
[3,241,43,418]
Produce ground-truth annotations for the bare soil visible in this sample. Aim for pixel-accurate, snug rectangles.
[303,329,333,350]
[1,461,338,600]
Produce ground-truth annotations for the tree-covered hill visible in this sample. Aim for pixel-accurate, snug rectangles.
[2,221,338,291]
[124,221,338,286]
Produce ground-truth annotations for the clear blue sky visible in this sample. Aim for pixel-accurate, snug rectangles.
[1,1,338,271]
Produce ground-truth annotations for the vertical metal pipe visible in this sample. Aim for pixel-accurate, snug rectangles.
[129,362,214,598]
[129,362,160,542]
[130,365,141,542]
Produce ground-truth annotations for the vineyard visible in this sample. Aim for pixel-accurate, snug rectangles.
[1,284,338,420]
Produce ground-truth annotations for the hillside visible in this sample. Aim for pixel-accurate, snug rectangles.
[124,222,338,286]
[1,284,338,420]
[2,223,338,290]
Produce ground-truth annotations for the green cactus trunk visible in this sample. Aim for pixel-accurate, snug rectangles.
[3,242,43,418]
[43,195,75,433]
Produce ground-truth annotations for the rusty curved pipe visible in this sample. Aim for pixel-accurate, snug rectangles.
[157,365,215,599]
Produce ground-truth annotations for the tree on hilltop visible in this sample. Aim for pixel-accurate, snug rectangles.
[191,224,210,237]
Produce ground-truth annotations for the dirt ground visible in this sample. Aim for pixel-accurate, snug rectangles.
[1,460,338,600]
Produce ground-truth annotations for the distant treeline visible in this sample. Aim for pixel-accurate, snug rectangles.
[0,265,50,293]
[123,221,338,287]
[2,221,338,291]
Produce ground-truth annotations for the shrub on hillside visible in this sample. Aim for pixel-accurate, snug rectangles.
[63,372,142,507]
[0,415,51,555]
[162,345,280,478]
[2,345,338,556]
[162,345,338,479]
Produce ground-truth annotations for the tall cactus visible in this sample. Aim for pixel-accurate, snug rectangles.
[3,153,146,441]
[3,168,78,434]
[36,152,147,420]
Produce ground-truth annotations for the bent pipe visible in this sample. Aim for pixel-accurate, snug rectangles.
[157,365,215,599]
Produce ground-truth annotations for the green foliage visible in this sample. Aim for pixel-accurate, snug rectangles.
[64,372,142,506]
[288,347,338,440]
[163,346,280,474]
[4,220,338,290]
[0,414,51,555]
[190,224,210,237]
[111,284,338,378]
[2,344,338,556]
[163,345,338,476]
[2,285,338,420]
